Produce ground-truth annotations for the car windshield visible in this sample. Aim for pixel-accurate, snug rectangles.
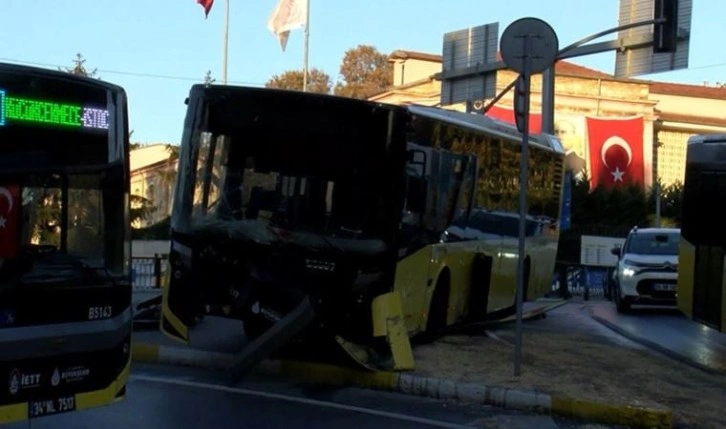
[626,232,680,256]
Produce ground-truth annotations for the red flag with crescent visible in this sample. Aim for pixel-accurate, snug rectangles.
[485,105,543,134]
[0,185,21,259]
[197,0,214,18]
[586,116,645,190]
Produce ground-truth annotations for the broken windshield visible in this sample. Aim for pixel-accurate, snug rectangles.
[181,130,391,251]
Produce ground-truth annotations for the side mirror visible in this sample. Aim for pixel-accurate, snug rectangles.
[407,149,427,179]
[610,247,621,257]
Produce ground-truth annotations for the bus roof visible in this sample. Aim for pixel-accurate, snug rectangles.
[0,61,126,94]
[687,134,726,145]
[189,84,402,112]
[406,104,564,153]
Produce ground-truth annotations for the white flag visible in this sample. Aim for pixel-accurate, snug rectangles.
[267,0,308,52]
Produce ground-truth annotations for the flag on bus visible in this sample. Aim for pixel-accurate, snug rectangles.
[267,0,308,51]
[0,185,20,259]
[197,0,214,18]
[586,116,645,190]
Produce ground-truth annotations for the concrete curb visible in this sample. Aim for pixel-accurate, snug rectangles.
[590,314,726,376]
[131,342,673,428]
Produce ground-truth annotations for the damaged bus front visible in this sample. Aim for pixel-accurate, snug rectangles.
[161,85,412,372]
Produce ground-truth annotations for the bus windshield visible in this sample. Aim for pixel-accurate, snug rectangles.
[0,166,125,284]
[174,87,408,251]
[183,131,390,250]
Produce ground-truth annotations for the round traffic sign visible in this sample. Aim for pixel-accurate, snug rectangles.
[500,17,559,75]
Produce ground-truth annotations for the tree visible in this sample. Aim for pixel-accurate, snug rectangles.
[265,68,332,94]
[62,53,98,78]
[333,45,393,99]
[204,70,216,86]
[648,179,683,227]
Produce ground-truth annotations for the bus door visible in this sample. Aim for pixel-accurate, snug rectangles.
[692,171,726,330]
[693,245,723,330]
[395,144,434,331]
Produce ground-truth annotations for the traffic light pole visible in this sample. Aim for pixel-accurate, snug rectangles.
[539,17,667,133]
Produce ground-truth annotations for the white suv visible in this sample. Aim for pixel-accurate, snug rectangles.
[611,227,680,313]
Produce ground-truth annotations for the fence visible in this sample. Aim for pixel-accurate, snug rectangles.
[131,255,169,290]
[548,265,613,300]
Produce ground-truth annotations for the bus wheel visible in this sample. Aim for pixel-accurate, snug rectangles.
[419,270,450,343]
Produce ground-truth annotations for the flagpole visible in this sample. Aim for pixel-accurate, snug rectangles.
[222,0,230,84]
[302,0,310,92]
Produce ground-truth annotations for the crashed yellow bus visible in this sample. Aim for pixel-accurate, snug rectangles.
[161,85,566,373]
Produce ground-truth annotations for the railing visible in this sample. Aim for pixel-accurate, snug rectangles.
[549,265,613,300]
[131,255,169,290]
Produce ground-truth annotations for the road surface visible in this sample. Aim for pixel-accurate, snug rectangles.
[2,363,611,429]
[589,301,726,374]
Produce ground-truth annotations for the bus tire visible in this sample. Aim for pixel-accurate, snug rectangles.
[419,269,450,343]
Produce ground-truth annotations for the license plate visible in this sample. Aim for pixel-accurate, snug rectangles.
[653,283,676,291]
[28,396,76,418]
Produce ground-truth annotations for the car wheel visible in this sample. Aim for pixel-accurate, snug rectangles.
[615,284,631,313]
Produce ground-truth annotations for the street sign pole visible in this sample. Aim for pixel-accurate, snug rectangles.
[499,17,558,378]
[514,71,531,378]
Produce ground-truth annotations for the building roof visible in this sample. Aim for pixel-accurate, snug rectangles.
[649,81,726,100]
[389,49,613,80]
[389,49,726,98]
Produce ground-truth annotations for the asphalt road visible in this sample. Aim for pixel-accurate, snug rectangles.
[2,363,614,429]
[589,301,726,373]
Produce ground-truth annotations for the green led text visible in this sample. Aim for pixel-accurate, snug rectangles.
[5,96,82,128]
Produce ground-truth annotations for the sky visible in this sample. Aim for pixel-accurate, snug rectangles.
[2,0,724,144]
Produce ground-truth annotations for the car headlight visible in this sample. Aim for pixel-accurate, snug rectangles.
[621,267,636,277]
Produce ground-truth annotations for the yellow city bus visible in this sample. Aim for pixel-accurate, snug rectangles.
[678,133,726,332]
[0,62,132,424]
[161,86,566,371]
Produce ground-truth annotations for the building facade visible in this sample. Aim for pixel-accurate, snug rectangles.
[371,50,726,188]
[129,144,177,228]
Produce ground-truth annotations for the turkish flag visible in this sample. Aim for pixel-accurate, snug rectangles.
[485,105,542,134]
[197,0,214,17]
[586,116,645,190]
[0,185,21,259]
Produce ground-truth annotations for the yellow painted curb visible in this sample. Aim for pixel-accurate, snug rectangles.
[131,342,160,363]
[551,396,673,429]
[274,360,400,391]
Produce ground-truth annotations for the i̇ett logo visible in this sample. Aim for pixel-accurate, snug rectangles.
[8,369,20,395]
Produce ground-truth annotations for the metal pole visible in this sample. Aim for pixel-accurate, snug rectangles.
[222,0,230,84]
[481,78,517,115]
[302,0,311,92]
[655,180,662,227]
[514,38,532,378]
[540,67,555,134]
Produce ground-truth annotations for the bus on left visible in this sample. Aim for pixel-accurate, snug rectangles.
[0,62,132,425]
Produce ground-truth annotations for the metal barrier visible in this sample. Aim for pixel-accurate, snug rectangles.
[549,265,613,301]
[131,255,169,290]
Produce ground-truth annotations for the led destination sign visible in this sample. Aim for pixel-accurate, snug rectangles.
[0,89,109,130]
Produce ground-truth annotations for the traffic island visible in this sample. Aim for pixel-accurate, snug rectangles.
[131,345,672,428]
[131,302,726,428]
